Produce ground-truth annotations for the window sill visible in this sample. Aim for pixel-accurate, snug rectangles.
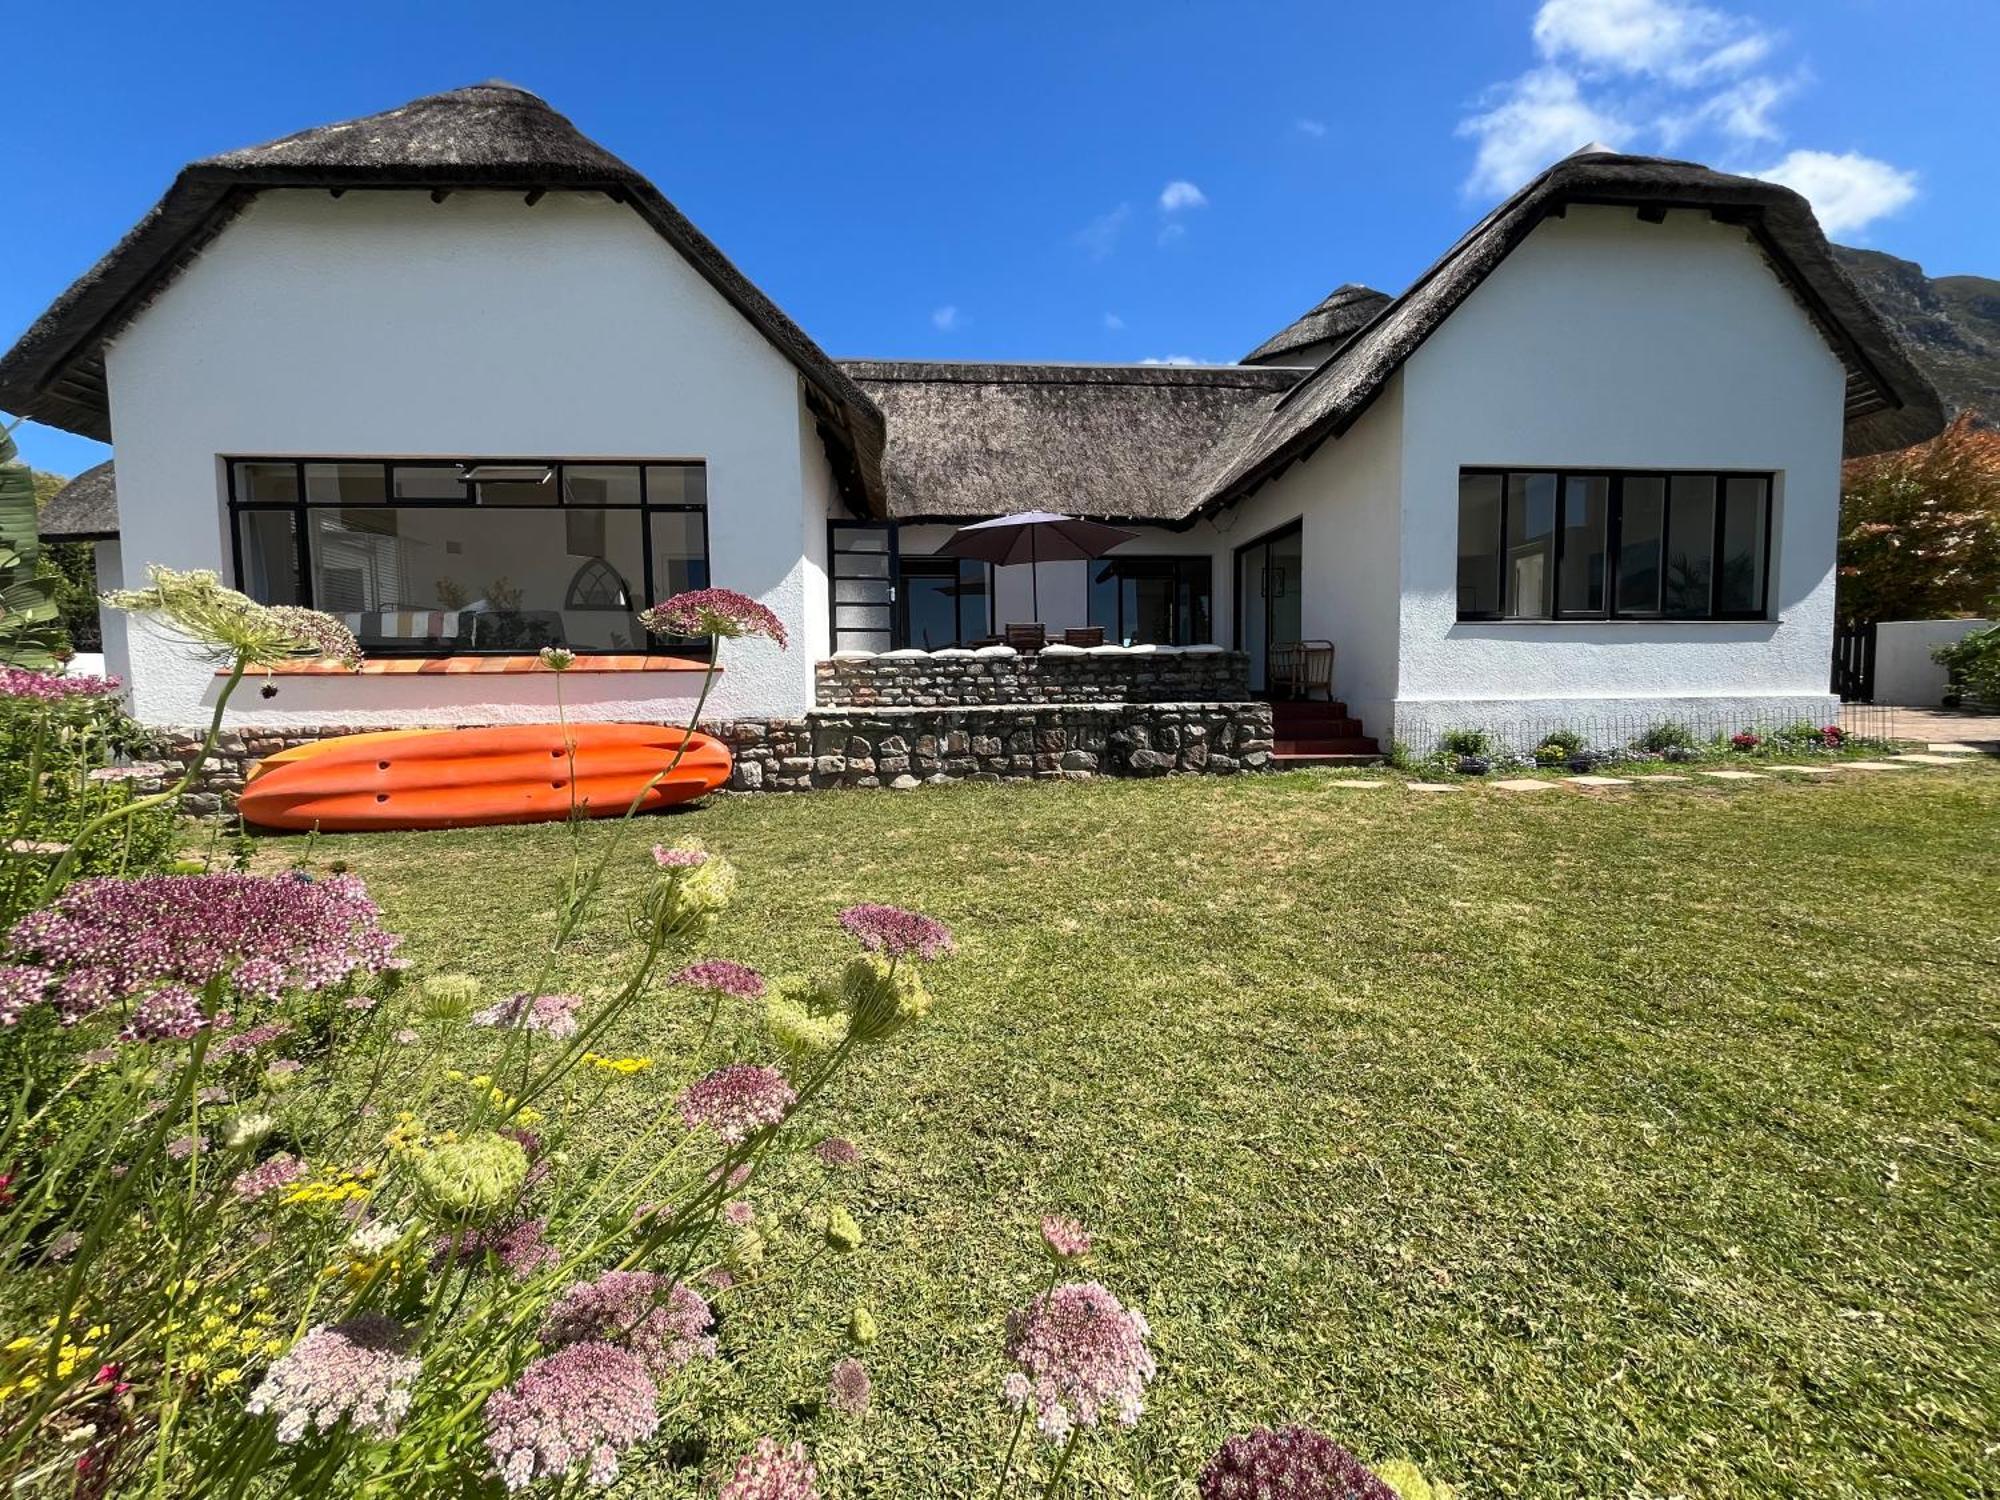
[219,654,718,677]
[1452,618,1779,628]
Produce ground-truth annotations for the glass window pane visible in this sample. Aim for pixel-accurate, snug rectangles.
[1088,562,1119,636]
[646,465,707,506]
[563,466,642,507]
[1718,476,1768,614]
[305,506,649,651]
[1665,475,1717,616]
[303,463,386,505]
[235,461,298,504]
[392,465,467,500]
[647,509,710,649]
[1615,477,1665,614]
[1504,473,1556,618]
[237,510,304,604]
[1186,559,1213,644]
[477,477,558,507]
[956,560,989,639]
[1456,473,1503,616]
[1557,474,1609,614]
[902,566,961,649]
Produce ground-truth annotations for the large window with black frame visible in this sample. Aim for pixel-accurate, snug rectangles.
[1456,468,1771,622]
[1088,556,1213,645]
[227,459,710,655]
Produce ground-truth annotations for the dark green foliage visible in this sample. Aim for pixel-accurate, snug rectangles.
[0,428,65,667]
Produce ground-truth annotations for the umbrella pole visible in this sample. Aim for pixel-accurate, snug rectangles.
[1030,528,1039,620]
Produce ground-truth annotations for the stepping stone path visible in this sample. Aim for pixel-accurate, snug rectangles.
[1328,780,1389,789]
[1624,773,1691,781]
[1563,775,1630,787]
[1928,742,1985,753]
[1405,782,1460,792]
[1890,753,1969,765]
[1839,761,1911,771]
[1700,770,1768,780]
[1490,779,1558,792]
[1766,764,1836,774]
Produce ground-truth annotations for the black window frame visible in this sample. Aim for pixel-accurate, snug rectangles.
[897,555,992,649]
[1088,554,1214,645]
[225,456,710,657]
[1455,467,1773,624]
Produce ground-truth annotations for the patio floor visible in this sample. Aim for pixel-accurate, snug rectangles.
[1845,703,2000,749]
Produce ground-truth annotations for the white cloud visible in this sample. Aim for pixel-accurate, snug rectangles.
[1294,118,1329,138]
[1103,312,1125,331]
[1458,0,1917,216]
[1533,0,1774,85]
[1752,149,1918,236]
[1074,203,1131,260]
[930,305,960,332]
[1458,68,1627,196]
[1139,355,1201,366]
[1158,180,1208,212]
[1157,222,1187,247]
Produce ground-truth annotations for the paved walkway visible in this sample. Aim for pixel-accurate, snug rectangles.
[1844,703,2000,750]
[1332,744,1991,795]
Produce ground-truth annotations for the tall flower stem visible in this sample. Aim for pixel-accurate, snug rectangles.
[993,1409,1031,1499]
[1040,1429,1082,1498]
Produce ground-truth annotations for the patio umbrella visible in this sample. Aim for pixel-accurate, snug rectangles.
[935,511,1141,620]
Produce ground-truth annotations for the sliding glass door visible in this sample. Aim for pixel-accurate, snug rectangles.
[1234,521,1302,693]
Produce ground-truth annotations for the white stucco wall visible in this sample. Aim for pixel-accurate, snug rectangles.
[1392,205,1847,746]
[103,189,829,729]
[1875,618,1992,706]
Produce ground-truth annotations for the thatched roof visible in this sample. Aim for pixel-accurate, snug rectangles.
[1200,149,1946,508]
[0,83,887,515]
[38,461,118,541]
[842,361,1300,523]
[1241,283,1391,365]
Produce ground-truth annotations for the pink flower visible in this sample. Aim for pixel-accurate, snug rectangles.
[677,1065,795,1144]
[539,1270,717,1382]
[723,1200,755,1228]
[669,960,766,1001]
[5,872,399,1025]
[166,1131,206,1161]
[1002,1281,1156,1441]
[1197,1426,1395,1500]
[471,993,585,1039]
[651,845,709,869]
[719,1438,820,1500]
[0,966,54,1028]
[827,1357,870,1418]
[837,905,954,962]
[214,1021,295,1057]
[813,1137,860,1168]
[483,1341,658,1492]
[247,1314,419,1443]
[435,1217,561,1282]
[232,1153,306,1200]
[639,588,788,648]
[0,668,121,702]
[343,994,378,1012]
[393,1027,420,1046]
[120,986,210,1043]
[1039,1215,1091,1263]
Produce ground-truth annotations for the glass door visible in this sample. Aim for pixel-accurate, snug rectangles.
[1234,521,1302,693]
[898,557,990,649]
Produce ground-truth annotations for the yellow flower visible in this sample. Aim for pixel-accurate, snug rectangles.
[583,1053,654,1076]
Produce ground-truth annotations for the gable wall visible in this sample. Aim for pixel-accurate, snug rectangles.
[103,189,821,727]
[1394,205,1847,742]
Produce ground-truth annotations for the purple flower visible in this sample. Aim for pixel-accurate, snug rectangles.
[435,1218,561,1282]
[669,960,766,1001]
[719,1438,820,1500]
[247,1314,419,1443]
[539,1270,717,1382]
[232,1153,307,1200]
[723,1200,755,1228]
[813,1137,860,1168]
[651,844,709,869]
[120,986,210,1043]
[677,1065,795,1144]
[837,904,954,962]
[0,667,121,702]
[1197,1427,1396,1500]
[471,993,585,1039]
[214,1020,295,1057]
[638,587,788,648]
[1040,1215,1092,1263]
[0,965,53,1028]
[483,1341,658,1491]
[5,872,400,1024]
[1002,1281,1156,1441]
[827,1357,870,1418]
[166,1132,206,1161]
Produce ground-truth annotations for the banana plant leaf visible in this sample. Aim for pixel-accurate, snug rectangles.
[0,424,66,669]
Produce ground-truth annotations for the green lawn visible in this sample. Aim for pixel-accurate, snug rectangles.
[268,765,2000,1497]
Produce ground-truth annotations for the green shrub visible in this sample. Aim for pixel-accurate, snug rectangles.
[1439,727,1493,757]
[1936,613,2000,708]
[1638,720,1696,753]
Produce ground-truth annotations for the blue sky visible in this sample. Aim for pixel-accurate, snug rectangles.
[7,0,1992,479]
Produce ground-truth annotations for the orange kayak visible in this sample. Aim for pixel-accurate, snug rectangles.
[237,723,732,832]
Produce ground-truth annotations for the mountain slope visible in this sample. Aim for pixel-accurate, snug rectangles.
[1836,245,2000,423]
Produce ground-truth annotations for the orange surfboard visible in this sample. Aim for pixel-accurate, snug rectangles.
[237,723,732,832]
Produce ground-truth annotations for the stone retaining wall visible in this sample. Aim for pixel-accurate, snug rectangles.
[815,645,1251,707]
[152,699,1273,812]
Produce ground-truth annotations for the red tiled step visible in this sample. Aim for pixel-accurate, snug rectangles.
[1275,736,1382,757]
[1272,751,1383,768]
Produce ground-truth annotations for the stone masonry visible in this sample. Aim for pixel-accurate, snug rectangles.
[815,645,1250,707]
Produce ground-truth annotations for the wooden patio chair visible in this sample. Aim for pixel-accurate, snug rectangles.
[1004,622,1048,652]
[1062,626,1106,648]
[1269,639,1335,700]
